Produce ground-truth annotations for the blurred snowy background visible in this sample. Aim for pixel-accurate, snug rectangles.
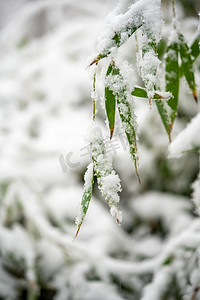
[0,0,199,299]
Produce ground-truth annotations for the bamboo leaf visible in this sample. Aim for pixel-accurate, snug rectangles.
[88,125,122,224]
[111,67,141,183]
[74,163,94,239]
[138,21,161,96]
[190,31,200,62]
[105,65,116,139]
[90,23,142,65]
[155,100,171,142]
[178,33,197,103]
[104,64,141,182]
[131,86,148,98]
[91,0,161,65]
[131,86,171,100]
[165,38,179,125]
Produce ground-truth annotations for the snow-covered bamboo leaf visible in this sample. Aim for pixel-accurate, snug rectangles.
[105,65,116,139]
[131,86,171,100]
[178,33,197,102]
[136,0,162,97]
[91,0,161,65]
[165,36,179,125]
[155,100,171,142]
[74,163,94,239]
[87,124,122,224]
[105,64,141,182]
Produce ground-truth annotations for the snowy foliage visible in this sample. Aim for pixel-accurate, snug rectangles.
[0,0,200,299]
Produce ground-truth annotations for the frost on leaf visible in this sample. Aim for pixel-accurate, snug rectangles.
[75,163,94,239]
[165,30,179,126]
[136,0,162,97]
[105,63,140,183]
[91,0,162,65]
[87,123,122,224]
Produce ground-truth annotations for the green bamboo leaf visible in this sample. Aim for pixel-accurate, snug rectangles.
[131,86,148,98]
[131,86,171,100]
[190,31,200,62]
[178,33,197,102]
[111,67,141,183]
[105,65,116,139]
[165,38,179,125]
[155,100,171,142]
[105,64,141,182]
[74,163,94,239]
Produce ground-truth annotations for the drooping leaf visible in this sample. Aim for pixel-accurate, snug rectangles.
[157,37,167,60]
[105,65,116,139]
[108,65,141,183]
[91,0,162,65]
[138,20,161,97]
[178,33,197,102]
[88,125,122,224]
[90,22,143,65]
[74,163,94,239]
[155,100,171,142]
[165,37,179,125]
[190,31,200,62]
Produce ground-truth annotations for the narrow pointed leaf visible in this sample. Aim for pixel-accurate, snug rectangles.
[138,21,161,96]
[88,125,122,224]
[165,38,179,125]
[131,86,171,100]
[110,66,141,182]
[178,33,197,103]
[90,23,143,65]
[91,0,161,65]
[105,65,116,139]
[117,98,141,183]
[190,31,200,62]
[74,163,94,239]
[155,100,171,142]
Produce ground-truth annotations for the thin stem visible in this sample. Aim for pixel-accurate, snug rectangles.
[172,0,177,29]
[92,72,96,121]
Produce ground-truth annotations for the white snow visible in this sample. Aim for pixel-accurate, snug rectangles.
[169,113,200,157]
[0,0,199,299]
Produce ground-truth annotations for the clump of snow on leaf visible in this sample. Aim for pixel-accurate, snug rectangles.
[75,163,94,227]
[86,123,122,223]
[97,0,162,55]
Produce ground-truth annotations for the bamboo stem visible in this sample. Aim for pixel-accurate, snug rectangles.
[92,73,96,121]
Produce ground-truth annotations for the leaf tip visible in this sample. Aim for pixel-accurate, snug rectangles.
[73,225,81,241]
[135,158,141,184]
[136,169,141,185]
[110,129,114,139]
[193,91,198,104]
[90,54,102,66]
[168,124,173,143]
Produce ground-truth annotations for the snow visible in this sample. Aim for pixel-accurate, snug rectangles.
[97,0,162,55]
[0,0,199,299]
[141,267,172,300]
[87,123,122,223]
[169,112,200,157]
